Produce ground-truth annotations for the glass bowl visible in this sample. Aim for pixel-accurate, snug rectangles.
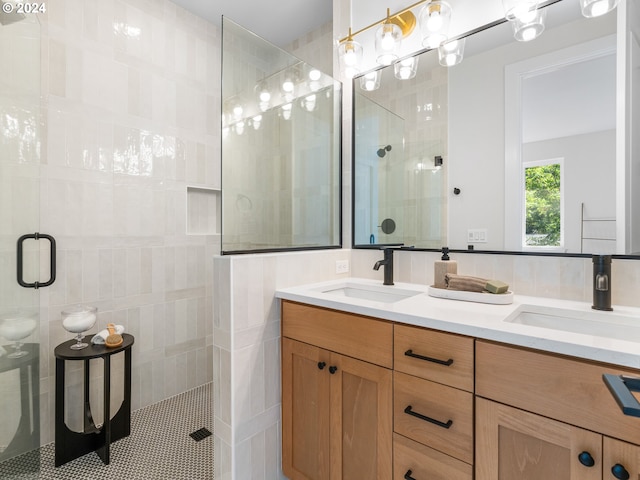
[61,306,97,350]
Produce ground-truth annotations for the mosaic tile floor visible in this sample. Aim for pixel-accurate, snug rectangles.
[0,383,213,480]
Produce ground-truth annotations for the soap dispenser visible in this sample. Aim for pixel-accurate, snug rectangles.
[434,247,457,288]
[592,254,613,311]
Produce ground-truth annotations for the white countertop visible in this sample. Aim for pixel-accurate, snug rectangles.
[276,278,640,370]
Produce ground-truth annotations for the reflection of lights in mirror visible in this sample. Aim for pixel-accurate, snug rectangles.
[308,69,321,81]
[281,79,295,102]
[360,71,381,91]
[303,95,317,112]
[232,104,243,120]
[438,39,465,67]
[511,7,547,41]
[281,103,292,120]
[234,120,245,135]
[258,88,271,112]
[252,115,262,130]
[580,0,618,17]
[502,0,540,21]
[394,56,419,80]
[308,69,322,91]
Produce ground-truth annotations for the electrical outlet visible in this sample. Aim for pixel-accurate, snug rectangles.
[335,259,350,274]
[467,229,488,243]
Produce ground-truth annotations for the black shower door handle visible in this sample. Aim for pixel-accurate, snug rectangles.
[17,233,56,289]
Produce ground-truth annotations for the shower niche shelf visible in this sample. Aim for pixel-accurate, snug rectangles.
[187,186,221,235]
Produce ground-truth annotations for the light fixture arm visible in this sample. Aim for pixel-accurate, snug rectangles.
[338,0,430,43]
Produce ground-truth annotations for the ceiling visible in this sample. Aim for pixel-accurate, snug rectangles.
[169,0,333,47]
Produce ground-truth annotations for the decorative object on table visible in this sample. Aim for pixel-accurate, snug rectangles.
[105,323,123,348]
[0,313,37,359]
[61,305,97,350]
[91,324,125,345]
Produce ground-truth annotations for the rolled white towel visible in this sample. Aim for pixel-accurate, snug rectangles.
[91,325,125,344]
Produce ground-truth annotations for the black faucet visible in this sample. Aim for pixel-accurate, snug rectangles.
[373,248,395,286]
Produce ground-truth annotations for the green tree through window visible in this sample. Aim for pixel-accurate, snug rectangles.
[524,163,561,246]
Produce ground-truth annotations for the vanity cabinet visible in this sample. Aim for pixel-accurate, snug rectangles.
[476,397,602,479]
[392,324,474,479]
[476,340,640,480]
[281,301,393,480]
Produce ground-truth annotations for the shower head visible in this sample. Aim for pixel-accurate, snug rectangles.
[0,2,25,26]
[376,145,392,158]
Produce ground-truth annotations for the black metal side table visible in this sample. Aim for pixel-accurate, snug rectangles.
[54,334,134,467]
[0,343,39,461]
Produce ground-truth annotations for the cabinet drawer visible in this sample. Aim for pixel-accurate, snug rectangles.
[394,371,473,464]
[282,301,393,368]
[476,341,640,446]
[394,324,474,391]
[393,433,472,480]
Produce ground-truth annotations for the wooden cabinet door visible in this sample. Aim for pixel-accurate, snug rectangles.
[282,338,331,480]
[476,398,602,480]
[330,351,393,480]
[603,436,640,480]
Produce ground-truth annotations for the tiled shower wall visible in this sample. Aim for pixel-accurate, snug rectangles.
[37,0,220,444]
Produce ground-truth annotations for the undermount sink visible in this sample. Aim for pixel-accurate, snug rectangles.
[504,304,640,342]
[316,282,423,304]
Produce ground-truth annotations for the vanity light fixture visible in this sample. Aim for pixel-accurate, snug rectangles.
[338,29,364,79]
[438,38,465,66]
[394,56,419,80]
[580,0,619,17]
[337,1,424,78]
[375,9,403,65]
[420,1,452,49]
[359,70,381,91]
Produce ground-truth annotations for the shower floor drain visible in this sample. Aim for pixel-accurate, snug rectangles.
[189,427,212,442]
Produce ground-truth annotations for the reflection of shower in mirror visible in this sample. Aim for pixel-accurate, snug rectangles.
[377,145,392,157]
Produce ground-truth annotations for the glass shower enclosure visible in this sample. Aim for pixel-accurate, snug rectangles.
[0,7,43,476]
[221,17,342,253]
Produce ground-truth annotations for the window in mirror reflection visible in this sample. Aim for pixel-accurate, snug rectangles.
[524,160,563,249]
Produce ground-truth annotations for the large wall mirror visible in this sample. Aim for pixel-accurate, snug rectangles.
[353,0,640,256]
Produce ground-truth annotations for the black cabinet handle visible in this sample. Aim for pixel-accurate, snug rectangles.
[317,362,326,370]
[611,464,630,480]
[404,470,417,480]
[17,233,56,289]
[404,405,453,429]
[578,451,595,467]
[404,349,453,366]
[329,366,338,374]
